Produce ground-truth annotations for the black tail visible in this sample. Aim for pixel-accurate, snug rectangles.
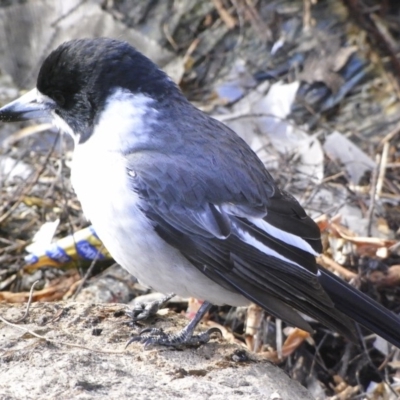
[319,266,400,348]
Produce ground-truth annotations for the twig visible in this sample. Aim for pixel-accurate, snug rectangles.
[50,0,87,27]
[308,334,329,378]
[162,23,179,51]
[377,348,397,371]
[2,123,53,147]
[378,122,400,147]
[376,141,389,199]
[0,134,59,225]
[343,0,400,84]
[0,280,39,324]
[321,171,346,184]
[303,0,312,31]
[243,0,271,41]
[366,152,381,237]
[318,254,357,280]
[212,0,237,29]
[366,141,390,236]
[389,241,400,254]
[0,312,125,354]
[355,327,398,398]
[276,318,282,360]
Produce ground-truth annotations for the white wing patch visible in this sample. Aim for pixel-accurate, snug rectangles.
[248,217,320,256]
[231,220,309,271]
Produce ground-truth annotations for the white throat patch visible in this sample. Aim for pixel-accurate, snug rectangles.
[87,88,158,152]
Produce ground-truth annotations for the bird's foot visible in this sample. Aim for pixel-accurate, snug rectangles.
[126,326,222,349]
[126,293,175,322]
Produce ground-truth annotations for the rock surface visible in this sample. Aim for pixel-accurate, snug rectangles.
[0,302,314,400]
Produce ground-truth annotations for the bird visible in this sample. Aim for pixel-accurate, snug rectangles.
[1,37,400,348]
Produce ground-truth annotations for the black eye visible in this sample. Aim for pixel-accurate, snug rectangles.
[52,92,65,106]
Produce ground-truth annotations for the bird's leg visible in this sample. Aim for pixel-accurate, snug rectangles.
[126,293,176,322]
[126,301,221,348]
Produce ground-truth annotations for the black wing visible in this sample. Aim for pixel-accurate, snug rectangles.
[127,150,362,341]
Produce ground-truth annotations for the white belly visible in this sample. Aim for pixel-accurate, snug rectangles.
[71,145,249,307]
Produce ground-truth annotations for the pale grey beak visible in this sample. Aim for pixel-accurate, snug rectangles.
[0,88,56,122]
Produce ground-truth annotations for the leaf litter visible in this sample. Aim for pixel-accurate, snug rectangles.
[1,0,400,398]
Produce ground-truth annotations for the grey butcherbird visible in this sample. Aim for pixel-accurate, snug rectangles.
[1,37,400,348]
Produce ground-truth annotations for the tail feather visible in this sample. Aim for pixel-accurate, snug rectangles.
[319,267,400,348]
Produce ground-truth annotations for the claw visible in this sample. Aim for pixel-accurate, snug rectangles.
[126,293,176,322]
[125,327,167,348]
[125,335,141,348]
[125,326,223,349]
[125,300,220,349]
[205,327,223,337]
[138,327,165,336]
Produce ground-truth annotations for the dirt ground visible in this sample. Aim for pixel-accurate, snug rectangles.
[2,1,400,399]
[0,302,313,400]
